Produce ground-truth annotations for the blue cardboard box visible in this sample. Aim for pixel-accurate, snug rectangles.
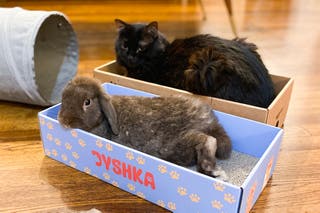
[38,83,283,213]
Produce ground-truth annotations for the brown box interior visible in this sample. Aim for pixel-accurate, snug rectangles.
[94,61,293,127]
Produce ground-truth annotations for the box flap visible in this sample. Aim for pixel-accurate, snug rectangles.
[267,75,294,127]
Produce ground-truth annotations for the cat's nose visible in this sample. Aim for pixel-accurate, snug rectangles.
[128,55,136,64]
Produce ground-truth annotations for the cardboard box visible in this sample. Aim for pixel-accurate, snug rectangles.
[94,60,293,127]
[39,83,283,213]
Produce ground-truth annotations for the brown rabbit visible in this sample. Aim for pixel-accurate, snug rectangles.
[58,76,232,177]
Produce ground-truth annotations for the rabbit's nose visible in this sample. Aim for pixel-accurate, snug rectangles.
[57,111,70,127]
[58,118,71,129]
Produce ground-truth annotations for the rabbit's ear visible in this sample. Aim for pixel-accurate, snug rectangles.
[99,93,119,135]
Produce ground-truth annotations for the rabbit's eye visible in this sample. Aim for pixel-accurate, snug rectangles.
[84,99,91,106]
[83,99,91,111]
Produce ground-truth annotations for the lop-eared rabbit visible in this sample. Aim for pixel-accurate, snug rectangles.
[58,76,231,177]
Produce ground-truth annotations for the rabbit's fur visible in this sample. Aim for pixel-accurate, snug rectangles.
[58,76,232,177]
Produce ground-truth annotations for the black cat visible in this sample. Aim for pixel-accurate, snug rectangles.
[114,19,275,108]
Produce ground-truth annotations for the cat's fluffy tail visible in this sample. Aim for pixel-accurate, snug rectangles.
[183,48,232,96]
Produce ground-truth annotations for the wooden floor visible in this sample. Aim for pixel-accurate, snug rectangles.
[0,0,319,212]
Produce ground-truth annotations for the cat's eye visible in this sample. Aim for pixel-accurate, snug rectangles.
[136,46,145,54]
[83,98,91,111]
[122,42,128,50]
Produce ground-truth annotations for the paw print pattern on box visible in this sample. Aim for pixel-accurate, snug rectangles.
[211,200,223,209]
[54,138,61,146]
[106,143,113,151]
[136,156,145,165]
[177,187,187,196]
[71,130,78,138]
[213,182,225,192]
[169,171,180,180]
[127,183,135,191]
[158,165,167,174]
[157,200,165,208]
[263,157,274,188]
[126,151,134,160]
[96,139,103,148]
[189,194,200,203]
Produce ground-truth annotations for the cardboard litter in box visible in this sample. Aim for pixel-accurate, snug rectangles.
[39,83,283,213]
[94,60,294,128]
[189,151,259,187]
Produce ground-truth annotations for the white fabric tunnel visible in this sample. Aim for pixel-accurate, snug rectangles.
[0,7,78,106]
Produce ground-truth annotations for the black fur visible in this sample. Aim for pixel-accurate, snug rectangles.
[115,19,275,108]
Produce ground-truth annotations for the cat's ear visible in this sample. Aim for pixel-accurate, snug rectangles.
[147,21,158,30]
[145,21,158,37]
[146,21,158,32]
[115,19,128,31]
